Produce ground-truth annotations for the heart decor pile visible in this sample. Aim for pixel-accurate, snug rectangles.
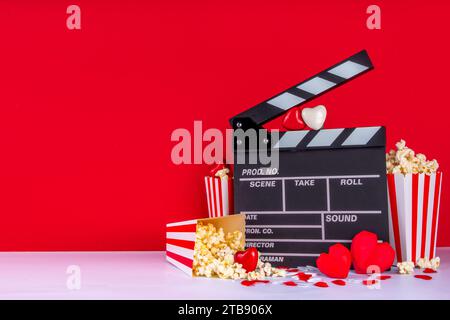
[281,105,327,131]
[316,231,395,279]
[238,231,435,289]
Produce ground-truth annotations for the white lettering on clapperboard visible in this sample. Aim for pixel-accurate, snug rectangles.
[340,178,363,185]
[249,180,276,188]
[247,242,275,249]
[242,167,279,176]
[246,228,273,234]
[260,256,284,263]
[325,214,358,223]
[295,179,315,186]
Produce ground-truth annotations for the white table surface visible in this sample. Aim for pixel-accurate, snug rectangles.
[0,249,449,300]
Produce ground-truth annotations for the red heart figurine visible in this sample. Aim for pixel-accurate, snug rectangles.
[351,231,395,274]
[234,247,258,272]
[282,107,305,130]
[316,244,351,279]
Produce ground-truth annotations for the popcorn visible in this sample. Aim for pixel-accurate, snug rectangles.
[192,223,285,280]
[272,268,287,277]
[205,166,232,218]
[386,140,442,266]
[215,168,230,178]
[397,261,415,274]
[430,257,440,270]
[396,257,440,274]
[386,140,439,174]
[417,257,440,271]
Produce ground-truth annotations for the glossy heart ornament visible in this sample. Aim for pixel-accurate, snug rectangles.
[282,107,305,130]
[234,247,258,272]
[316,244,352,279]
[351,231,395,274]
[301,105,327,130]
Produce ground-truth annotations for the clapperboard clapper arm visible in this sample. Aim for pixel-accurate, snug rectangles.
[230,50,390,267]
[230,50,373,131]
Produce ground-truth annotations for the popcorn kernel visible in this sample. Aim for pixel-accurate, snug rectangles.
[397,261,415,274]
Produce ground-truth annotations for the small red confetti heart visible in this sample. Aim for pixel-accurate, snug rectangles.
[277,266,289,269]
[296,272,313,282]
[241,280,270,287]
[378,275,391,280]
[286,268,299,273]
[331,279,346,286]
[314,281,329,288]
[414,275,432,280]
[283,281,298,287]
[362,279,378,286]
[423,268,437,274]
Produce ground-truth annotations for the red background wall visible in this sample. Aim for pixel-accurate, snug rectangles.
[0,0,448,250]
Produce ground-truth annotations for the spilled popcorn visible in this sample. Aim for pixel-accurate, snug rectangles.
[386,140,439,174]
[397,261,415,274]
[417,257,440,271]
[192,223,286,280]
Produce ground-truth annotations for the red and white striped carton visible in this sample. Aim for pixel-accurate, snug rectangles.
[166,214,245,276]
[204,173,233,218]
[387,172,443,264]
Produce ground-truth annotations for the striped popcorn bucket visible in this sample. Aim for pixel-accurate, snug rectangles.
[387,172,443,264]
[204,175,233,218]
[166,214,245,276]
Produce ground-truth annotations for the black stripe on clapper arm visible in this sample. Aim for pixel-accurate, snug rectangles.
[330,128,354,148]
[366,126,386,147]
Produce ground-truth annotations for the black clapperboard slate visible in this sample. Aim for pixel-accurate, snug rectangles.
[229,50,390,267]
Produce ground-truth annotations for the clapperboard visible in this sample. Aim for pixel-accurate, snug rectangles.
[230,50,390,267]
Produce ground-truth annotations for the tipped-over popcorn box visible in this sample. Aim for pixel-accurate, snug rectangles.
[166,214,245,276]
[387,172,443,264]
[204,167,233,218]
[386,140,443,266]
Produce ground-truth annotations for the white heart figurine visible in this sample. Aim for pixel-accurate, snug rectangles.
[301,105,327,130]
